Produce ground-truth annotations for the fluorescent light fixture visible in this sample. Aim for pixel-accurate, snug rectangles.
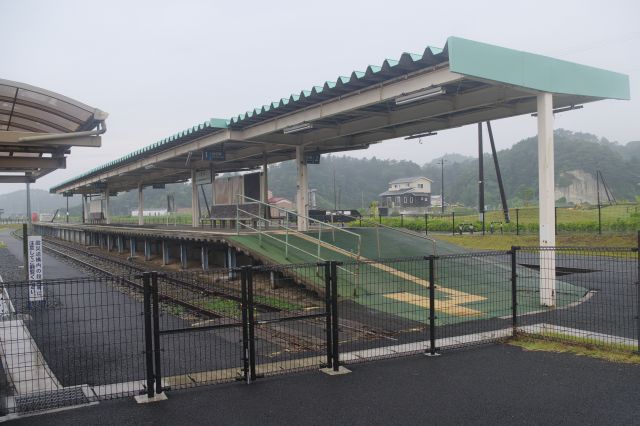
[404,132,437,140]
[531,105,583,117]
[395,87,445,106]
[283,122,313,134]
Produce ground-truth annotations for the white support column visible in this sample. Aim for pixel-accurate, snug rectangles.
[211,170,216,207]
[138,184,145,226]
[201,245,209,271]
[162,240,170,265]
[537,92,556,307]
[26,182,32,225]
[295,146,309,231]
[104,186,111,225]
[191,169,199,228]
[261,152,269,204]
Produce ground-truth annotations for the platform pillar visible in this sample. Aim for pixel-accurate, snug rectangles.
[138,184,145,226]
[191,169,199,228]
[144,240,151,261]
[162,240,170,265]
[104,186,111,224]
[295,146,309,232]
[180,243,188,269]
[226,246,237,279]
[130,237,137,258]
[262,152,269,204]
[537,92,556,307]
[117,235,123,254]
[201,245,209,271]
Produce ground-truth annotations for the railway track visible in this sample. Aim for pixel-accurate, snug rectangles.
[14,231,325,351]
[15,230,403,352]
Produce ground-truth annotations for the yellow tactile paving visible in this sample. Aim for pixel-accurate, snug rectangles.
[293,232,486,316]
[383,292,482,317]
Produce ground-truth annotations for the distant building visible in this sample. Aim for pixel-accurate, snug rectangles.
[379,176,432,214]
[131,209,168,217]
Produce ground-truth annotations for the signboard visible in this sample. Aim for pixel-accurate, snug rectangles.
[27,236,44,302]
[195,168,212,185]
[304,152,321,164]
[203,150,225,161]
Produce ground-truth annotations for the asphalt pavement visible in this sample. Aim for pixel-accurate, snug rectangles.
[9,344,640,426]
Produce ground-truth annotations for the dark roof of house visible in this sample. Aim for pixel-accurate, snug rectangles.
[379,188,431,197]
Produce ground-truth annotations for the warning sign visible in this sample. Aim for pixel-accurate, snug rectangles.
[28,236,44,302]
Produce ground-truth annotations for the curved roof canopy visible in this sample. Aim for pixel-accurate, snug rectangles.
[50,36,629,195]
[0,79,107,183]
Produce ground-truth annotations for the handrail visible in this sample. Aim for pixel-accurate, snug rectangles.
[343,213,438,257]
[235,207,357,278]
[236,194,362,241]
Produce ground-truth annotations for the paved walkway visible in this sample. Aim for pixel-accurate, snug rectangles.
[8,344,640,425]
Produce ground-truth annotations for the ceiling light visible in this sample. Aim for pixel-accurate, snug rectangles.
[395,87,445,106]
[283,122,313,134]
[404,132,437,140]
[531,105,583,117]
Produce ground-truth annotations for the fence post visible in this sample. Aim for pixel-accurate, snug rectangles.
[400,214,404,228]
[424,213,428,236]
[636,230,639,353]
[151,271,162,395]
[22,223,28,281]
[240,267,250,383]
[516,208,519,236]
[142,272,154,399]
[598,203,602,235]
[427,256,439,356]
[330,261,340,371]
[247,267,257,382]
[554,206,558,235]
[324,262,333,369]
[511,247,519,336]
[451,212,455,236]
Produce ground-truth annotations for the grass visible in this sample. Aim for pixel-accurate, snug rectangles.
[166,304,186,316]
[196,297,241,317]
[254,295,303,311]
[433,233,638,252]
[354,203,640,234]
[508,333,640,364]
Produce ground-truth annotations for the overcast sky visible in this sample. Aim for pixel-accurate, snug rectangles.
[1,0,638,194]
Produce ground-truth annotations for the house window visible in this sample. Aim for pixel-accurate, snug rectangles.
[410,197,414,203]
[418,183,423,188]
[403,197,408,204]
[396,196,401,203]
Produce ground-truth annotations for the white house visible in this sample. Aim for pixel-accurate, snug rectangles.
[379,177,432,210]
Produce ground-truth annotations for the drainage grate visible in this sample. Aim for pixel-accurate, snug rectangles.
[518,263,600,276]
[15,386,90,413]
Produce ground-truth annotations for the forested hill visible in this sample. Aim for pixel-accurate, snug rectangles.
[1,129,638,215]
[269,129,640,209]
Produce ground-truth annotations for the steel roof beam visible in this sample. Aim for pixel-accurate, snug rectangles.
[0,175,36,183]
[0,156,65,170]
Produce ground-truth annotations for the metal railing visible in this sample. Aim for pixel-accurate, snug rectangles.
[235,195,362,260]
[343,212,438,258]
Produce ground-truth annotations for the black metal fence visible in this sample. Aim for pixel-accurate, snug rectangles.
[370,203,640,236]
[0,275,145,414]
[1,245,638,415]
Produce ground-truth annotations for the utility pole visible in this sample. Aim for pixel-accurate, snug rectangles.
[439,158,447,214]
[333,166,337,210]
